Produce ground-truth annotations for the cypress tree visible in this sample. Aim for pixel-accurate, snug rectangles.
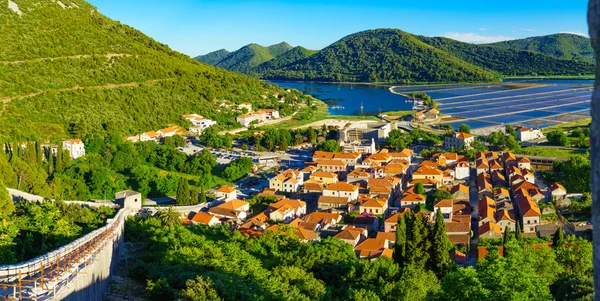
[394,214,407,266]
[502,226,510,245]
[405,211,429,269]
[190,189,198,204]
[56,143,64,173]
[35,141,43,166]
[47,148,54,176]
[427,209,452,278]
[515,220,523,241]
[552,227,565,248]
[199,185,207,203]
[0,180,15,215]
[176,178,190,205]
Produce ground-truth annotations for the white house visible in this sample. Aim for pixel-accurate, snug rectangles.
[516,126,543,142]
[445,132,475,149]
[62,139,85,159]
[215,186,237,201]
[140,131,160,142]
[454,161,470,181]
[157,126,178,138]
[322,182,359,201]
[238,102,253,112]
[184,114,217,133]
[432,199,454,221]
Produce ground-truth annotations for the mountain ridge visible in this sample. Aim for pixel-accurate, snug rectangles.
[196,29,594,83]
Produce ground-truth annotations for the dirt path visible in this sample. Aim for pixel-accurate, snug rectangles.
[0,78,172,104]
[0,53,135,65]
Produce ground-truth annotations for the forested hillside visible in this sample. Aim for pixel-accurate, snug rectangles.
[195,49,230,65]
[198,42,293,73]
[415,36,595,77]
[261,29,501,83]
[488,33,594,63]
[254,46,317,72]
[0,0,308,141]
[198,29,595,83]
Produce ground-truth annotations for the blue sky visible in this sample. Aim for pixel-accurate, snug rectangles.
[88,0,588,57]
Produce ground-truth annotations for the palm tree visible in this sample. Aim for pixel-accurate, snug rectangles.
[159,206,181,227]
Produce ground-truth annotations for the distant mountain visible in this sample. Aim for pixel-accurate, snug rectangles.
[198,29,595,83]
[195,49,230,65]
[262,29,500,83]
[199,42,293,73]
[487,33,594,63]
[414,36,595,77]
[254,46,317,72]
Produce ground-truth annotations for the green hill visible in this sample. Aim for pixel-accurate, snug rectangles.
[195,49,230,65]
[199,42,293,73]
[487,33,594,63]
[254,46,317,72]
[415,36,595,77]
[261,29,500,83]
[0,1,308,141]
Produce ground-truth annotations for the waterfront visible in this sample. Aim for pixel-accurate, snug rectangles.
[271,79,592,130]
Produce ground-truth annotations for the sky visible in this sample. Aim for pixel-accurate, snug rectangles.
[88,0,589,57]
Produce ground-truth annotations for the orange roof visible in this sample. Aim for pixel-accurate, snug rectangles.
[325,182,358,192]
[479,221,503,236]
[303,212,342,224]
[455,131,474,139]
[313,151,335,160]
[238,113,254,118]
[269,199,306,211]
[495,209,515,222]
[518,157,531,163]
[517,196,541,217]
[479,196,496,220]
[318,195,349,205]
[216,186,236,193]
[310,171,338,179]
[317,159,348,166]
[360,199,387,208]
[450,184,469,195]
[401,192,426,202]
[334,226,366,240]
[355,238,388,251]
[295,228,318,241]
[145,131,160,138]
[333,152,361,159]
[549,182,566,192]
[413,167,443,176]
[409,179,438,186]
[216,199,248,211]
[368,153,392,162]
[159,126,177,134]
[349,168,371,177]
[376,232,396,242]
[191,212,217,224]
[304,182,325,191]
[494,187,510,197]
[434,199,454,208]
[64,138,83,144]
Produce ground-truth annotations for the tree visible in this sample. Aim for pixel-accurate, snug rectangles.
[502,226,510,245]
[505,135,519,150]
[199,185,207,203]
[560,156,591,193]
[487,131,506,150]
[386,129,412,150]
[552,227,565,248]
[546,130,568,146]
[405,212,430,269]
[56,143,64,173]
[47,149,54,176]
[505,125,516,138]
[432,190,452,203]
[515,221,523,241]
[427,209,452,278]
[0,180,15,216]
[415,183,424,195]
[307,127,317,144]
[553,275,594,301]
[317,140,341,152]
[431,267,490,301]
[180,276,222,301]
[158,207,181,227]
[459,124,471,134]
[394,214,406,266]
[176,178,190,205]
[190,189,198,204]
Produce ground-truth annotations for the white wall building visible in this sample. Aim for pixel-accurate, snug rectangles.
[516,127,544,142]
[62,139,85,159]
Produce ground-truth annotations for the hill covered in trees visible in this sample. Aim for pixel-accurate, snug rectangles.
[487,33,594,63]
[197,29,595,83]
[0,0,312,141]
[196,42,293,73]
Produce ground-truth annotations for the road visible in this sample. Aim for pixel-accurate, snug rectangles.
[218,112,298,135]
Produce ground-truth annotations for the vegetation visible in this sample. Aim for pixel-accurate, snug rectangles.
[546,130,569,146]
[261,29,501,83]
[222,157,254,182]
[488,33,594,63]
[0,1,314,141]
[122,211,593,300]
[197,42,293,73]
[203,30,594,84]
[0,199,114,264]
[415,35,594,77]
[553,157,591,193]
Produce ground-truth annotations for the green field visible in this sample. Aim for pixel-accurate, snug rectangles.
[516,146,587,158]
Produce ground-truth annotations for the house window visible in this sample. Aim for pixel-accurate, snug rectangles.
[370,209,373,213]
[527,220,531,224]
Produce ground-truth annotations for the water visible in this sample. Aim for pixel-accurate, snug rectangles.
[268,81,413,115]
[270,79,593,129]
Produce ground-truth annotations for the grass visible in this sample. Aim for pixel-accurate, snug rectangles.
[515,146,587,158]
[504,75,595,80]
[543,117,591,133]
[256,100,380,130]
[380,110,414,121]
